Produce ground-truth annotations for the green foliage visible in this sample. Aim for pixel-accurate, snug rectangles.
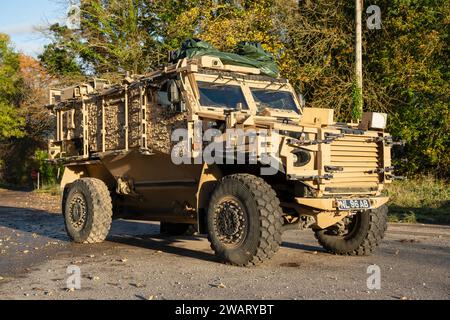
[0,34,25,140]
[43,0,166,75]
[0,36,51,185]
[34,149,59,186]
[37,0,449,177]
[0,103,25,139]
[351,81,363,121]
[273,0,356,120]
[366,0,450,177]
[39,43,82,77]
[0,34,22,101]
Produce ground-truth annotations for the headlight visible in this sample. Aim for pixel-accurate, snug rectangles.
[292,150,312,167]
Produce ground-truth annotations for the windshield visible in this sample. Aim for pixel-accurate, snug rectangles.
[250,89,299,114]
[198,81,249,110]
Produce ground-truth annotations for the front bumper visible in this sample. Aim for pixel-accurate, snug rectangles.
[290,197,389,229]
[295,197,389,212]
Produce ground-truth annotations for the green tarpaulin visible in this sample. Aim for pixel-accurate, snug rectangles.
[172,39,279,78]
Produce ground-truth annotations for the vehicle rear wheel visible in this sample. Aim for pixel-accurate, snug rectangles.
[207,174,283,267]
[314,205,388,256]
[63,178,113,244]
[160,223,197,236]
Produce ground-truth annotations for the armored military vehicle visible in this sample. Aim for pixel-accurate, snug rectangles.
[47,41,394,266]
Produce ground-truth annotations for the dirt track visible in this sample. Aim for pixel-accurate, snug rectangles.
[0,189,448,300]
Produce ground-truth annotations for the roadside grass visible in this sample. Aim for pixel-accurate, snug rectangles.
[33,184,61,196]
[385,176,450,225]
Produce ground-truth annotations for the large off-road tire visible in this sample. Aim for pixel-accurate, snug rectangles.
[160,223,197,236]
[207,174,283,267]
[314,205,388,256]
[63,178,113,244]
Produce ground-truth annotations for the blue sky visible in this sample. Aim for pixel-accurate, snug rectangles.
[0,0,66,56]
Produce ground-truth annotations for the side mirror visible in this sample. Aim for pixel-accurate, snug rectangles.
[298,94,306,109]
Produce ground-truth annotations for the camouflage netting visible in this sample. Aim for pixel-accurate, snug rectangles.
[60,85,187,156]
[171,39,279,78]
[147,91,187,154]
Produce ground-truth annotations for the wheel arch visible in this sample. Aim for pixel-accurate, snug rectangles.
[196,164,223,234]
[61,162,116,191]
[196,163,283,233]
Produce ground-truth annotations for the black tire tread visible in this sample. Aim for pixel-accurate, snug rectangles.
[63,178,113,244]
[315,205,388,256]
[209,174,283,267]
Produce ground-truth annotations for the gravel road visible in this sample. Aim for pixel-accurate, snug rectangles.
[0,189,448,300]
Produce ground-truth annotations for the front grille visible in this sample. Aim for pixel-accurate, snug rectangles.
[327,135,382,193]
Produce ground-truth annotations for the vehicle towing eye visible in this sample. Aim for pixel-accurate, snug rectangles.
[325,166,344,173]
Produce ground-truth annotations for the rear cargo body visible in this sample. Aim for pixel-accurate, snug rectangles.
[51,80,185,158]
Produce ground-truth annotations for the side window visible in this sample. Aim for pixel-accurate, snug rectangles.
[157,80,185,113]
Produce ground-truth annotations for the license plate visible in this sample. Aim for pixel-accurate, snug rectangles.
[337,199,372,211]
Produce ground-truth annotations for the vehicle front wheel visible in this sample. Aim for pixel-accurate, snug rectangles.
[207,174,283,267]
[63,178,113,244]
[314,205,388,256]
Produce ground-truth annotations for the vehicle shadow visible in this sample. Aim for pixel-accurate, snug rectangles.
[0,206,68,241]
[0,205,322,263]
[109,233,217,263]
[107,219,218,262]
[281,242,325,253]
[0,206,218,263]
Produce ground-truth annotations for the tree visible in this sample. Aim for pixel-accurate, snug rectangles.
[1,47,59,185]
[19,55,55,138]
[4,54,61,186]
[365,0,450,176]
[273,0,449,177]
[44,0,279,75]
[39,42,82,77]
[272,0,363,120]
[44,0,165,76]
[39,1,449,177]
[0,34,25,140]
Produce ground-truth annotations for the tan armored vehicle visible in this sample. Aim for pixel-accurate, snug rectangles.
[47,52,394,266]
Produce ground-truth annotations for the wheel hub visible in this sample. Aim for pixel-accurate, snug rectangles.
[214,198,247,246]
[69,194,87,230]
[325,214,360,238]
